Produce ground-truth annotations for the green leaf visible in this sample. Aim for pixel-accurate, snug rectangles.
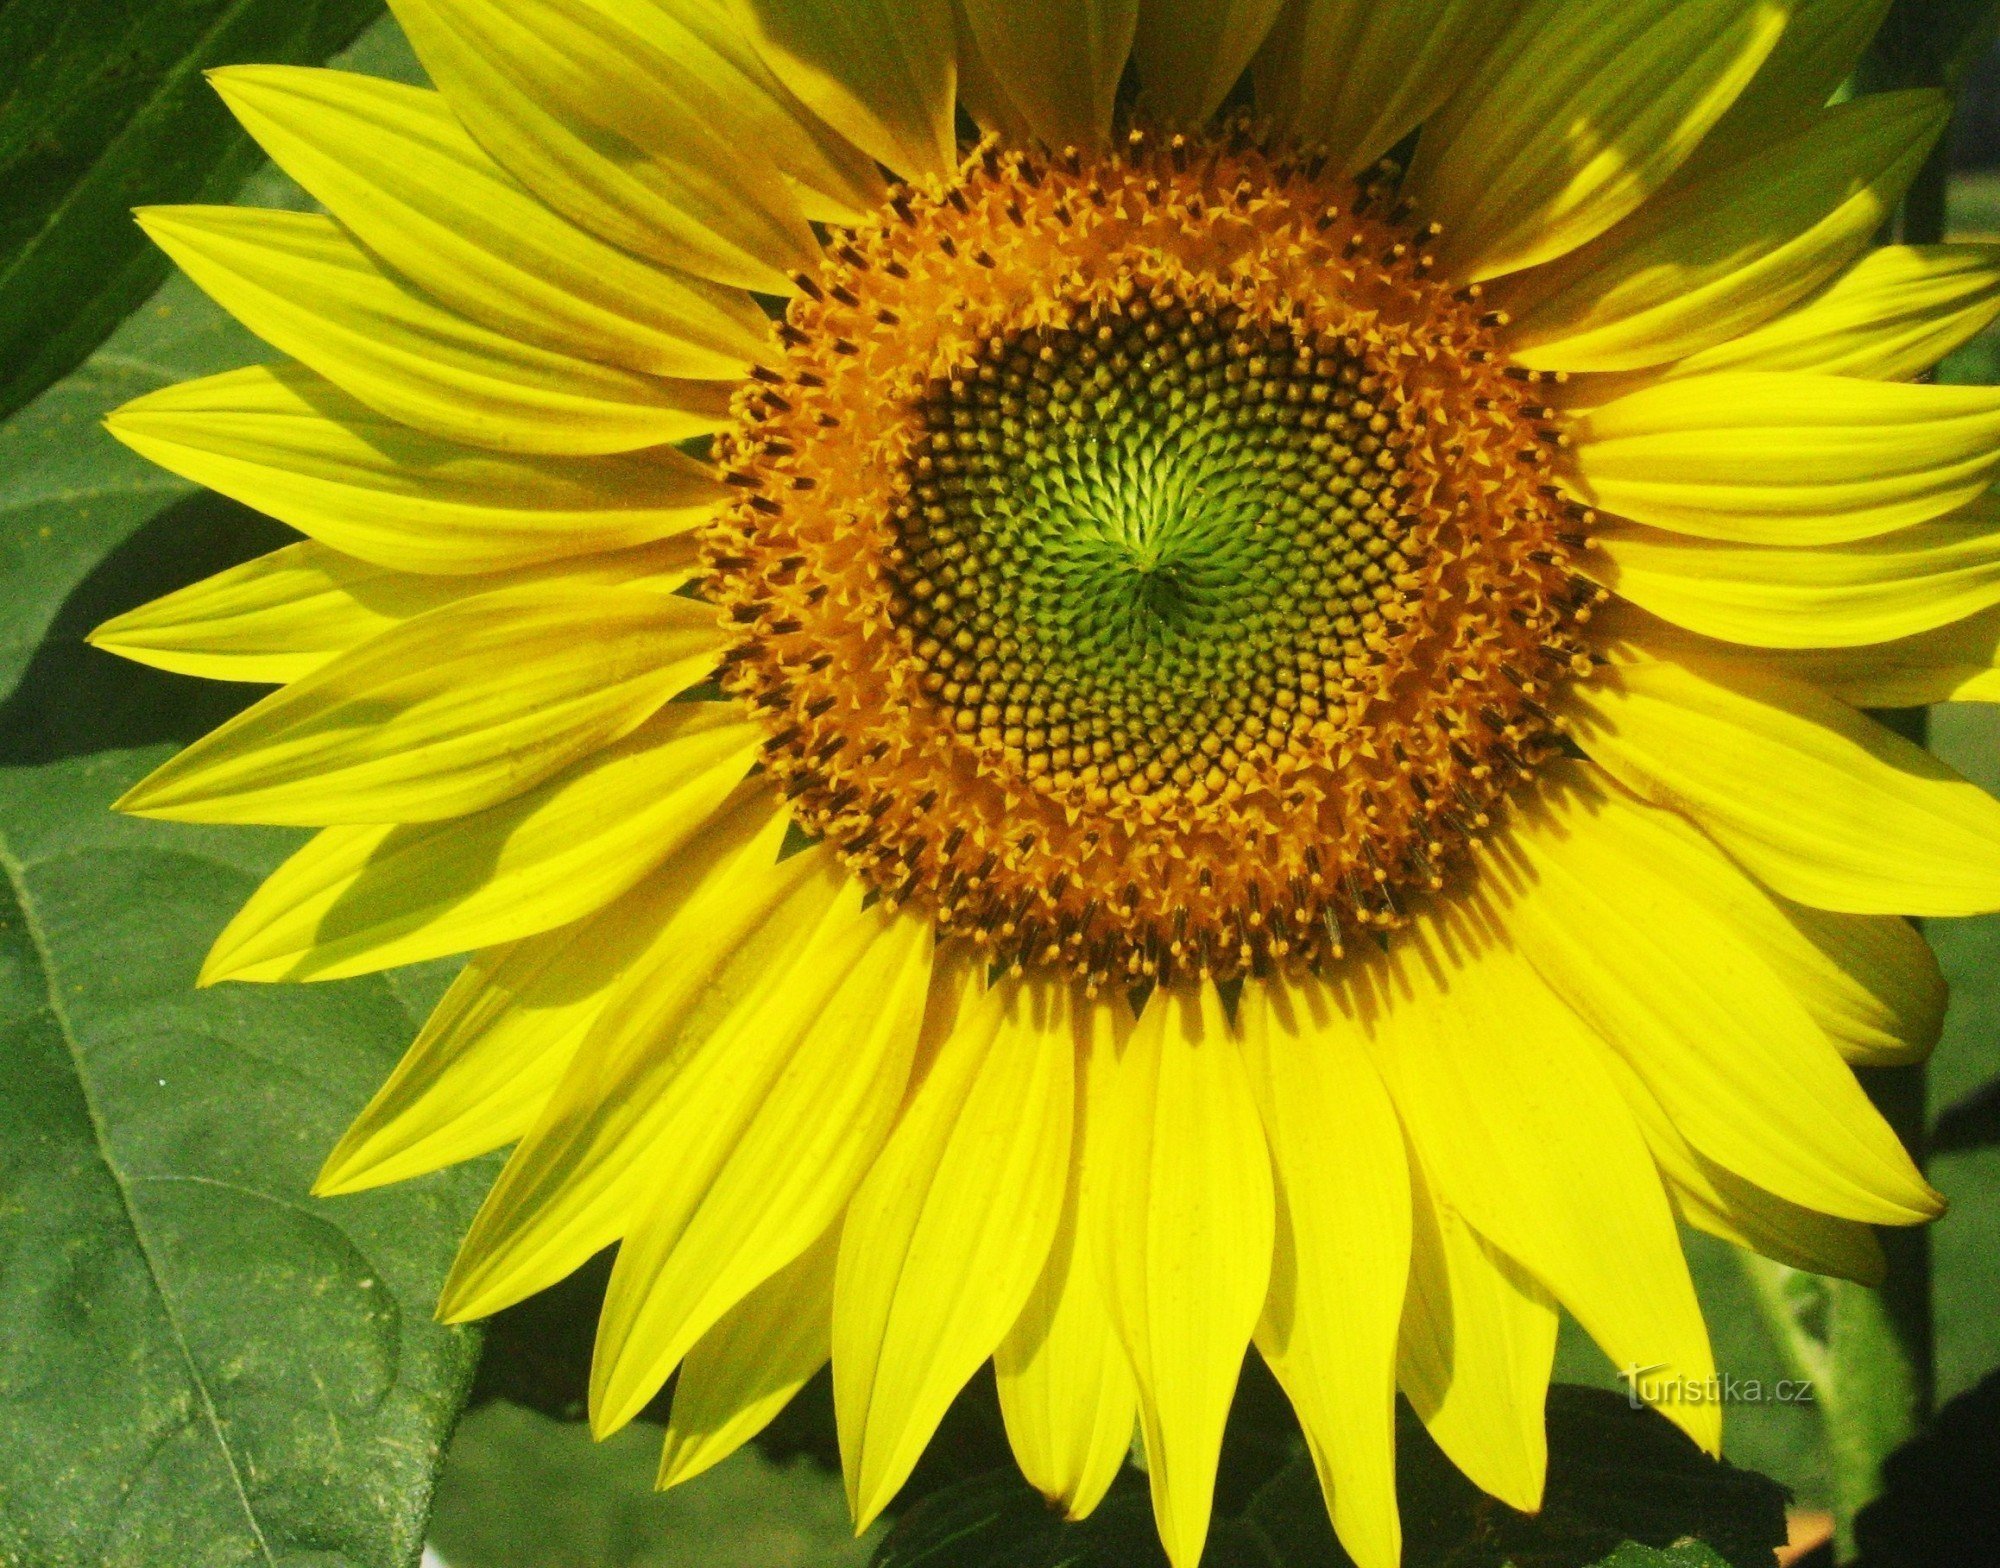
[0,0,387,424]
[0,747,491,1567]
[1856,0,2000,92]
[869,1388,1789,1568]
[427,1402,876,1568]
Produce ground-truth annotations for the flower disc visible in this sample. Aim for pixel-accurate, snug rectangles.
[711,129,1602,986]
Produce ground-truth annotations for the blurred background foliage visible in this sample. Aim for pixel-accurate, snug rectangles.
[1,5,1997,1568]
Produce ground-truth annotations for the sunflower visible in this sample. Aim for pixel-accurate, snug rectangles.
[89,0,2000,1562]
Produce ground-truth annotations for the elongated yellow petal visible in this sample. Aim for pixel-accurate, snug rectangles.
[104,364,724,576]
[733,0,957,181]
[209,67,775,380]
[1095,986,1273,1568]
[388,0,820,291]
[660,1225,841,1488]
[1593,1045,1886,1286]
[1368,924,1719,1454]
[950,10,1036,145]
[314,788,785,1195]
[139,208,732,455]
[835,978,1075,1528]
[1772,603,2000,706]
[1253,0,1521,177]
[1407,0,1788,281]
[89,537,698,685]
[202,710,761,983]
[593,0,888,225]
[1775,899,1946,1067]
[1500,92,1945,373]
[1574,640,2000,919]
[1499,771,1943,1224]
[994,996,1137,1522]
[1574,372,2000,545]
[91,543,472,687]
[1596,501,2000,650]
[1242,979,1409,1568]
[439,843,847,1320]
[591,908,933,1437]
[1673,244,2000,382]
[1132,0,1287,127]
[118,583,723,826]
[1687,0,1893,171]
[1397,1158,1557,1515]
[954,0,1134,150]
[1520,757,1943,1066]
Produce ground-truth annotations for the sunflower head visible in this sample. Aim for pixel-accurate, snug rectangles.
[92,2,1996,1567]
[714,124,1601,987]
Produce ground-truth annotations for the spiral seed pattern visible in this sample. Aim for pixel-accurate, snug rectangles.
[707,126,1602,989]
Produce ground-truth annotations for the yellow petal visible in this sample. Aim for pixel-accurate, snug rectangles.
[1094,986,1273,1568]
[954,0,1134,150]
[91,542,465,687]
[1518,756,1943,1067]
[1132,0,1288,127]
[950,9,1038,146]
[1253,0,1523,178]
[1397,1157,1557,1515]
[1498,768,1944,1225]
[659,1225,841,1488]
[1241,979,1409,1568]
[1687,0,1894,171]
[1672,244,2000,382]
[1407,0,1788,282]
[994,995,1138,1521]
[1573,639,2000,919]
[117,582,724,826]
[1772,899,1946,1067]
[835,977,1075,1528]
[593,0,889,225]
[1771,603,2000,707]
[590,908,934,1437]
[202,711,761,983]
[89,537,698,685]
[387,0,821,291]
[314,787,786,1195]
[103,363,725,576]
[1573,371,2000,545]
[733,0,957,181]
[1500,91,1945,373]
[208,66,776,379]
[139,207,733,455]
[1595,499,2000,649]
[1366,919,1719,1455]
[1593,1044,1887,1286]
[439,841,847,1320]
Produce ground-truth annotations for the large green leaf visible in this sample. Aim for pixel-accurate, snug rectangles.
[0,746,489,1567]
[0,0,384,423]
[427,1403,875,1568]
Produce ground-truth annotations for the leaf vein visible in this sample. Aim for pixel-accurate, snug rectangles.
[0,830,279,1568]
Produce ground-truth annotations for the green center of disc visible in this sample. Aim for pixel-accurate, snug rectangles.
[890,292,1419,793]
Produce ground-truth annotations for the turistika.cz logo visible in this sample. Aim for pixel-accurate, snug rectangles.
[1619,1365,1817,1410]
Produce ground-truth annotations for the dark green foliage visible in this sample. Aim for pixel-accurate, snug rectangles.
[0,0,386,422]
[872,1389,1789,1568]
